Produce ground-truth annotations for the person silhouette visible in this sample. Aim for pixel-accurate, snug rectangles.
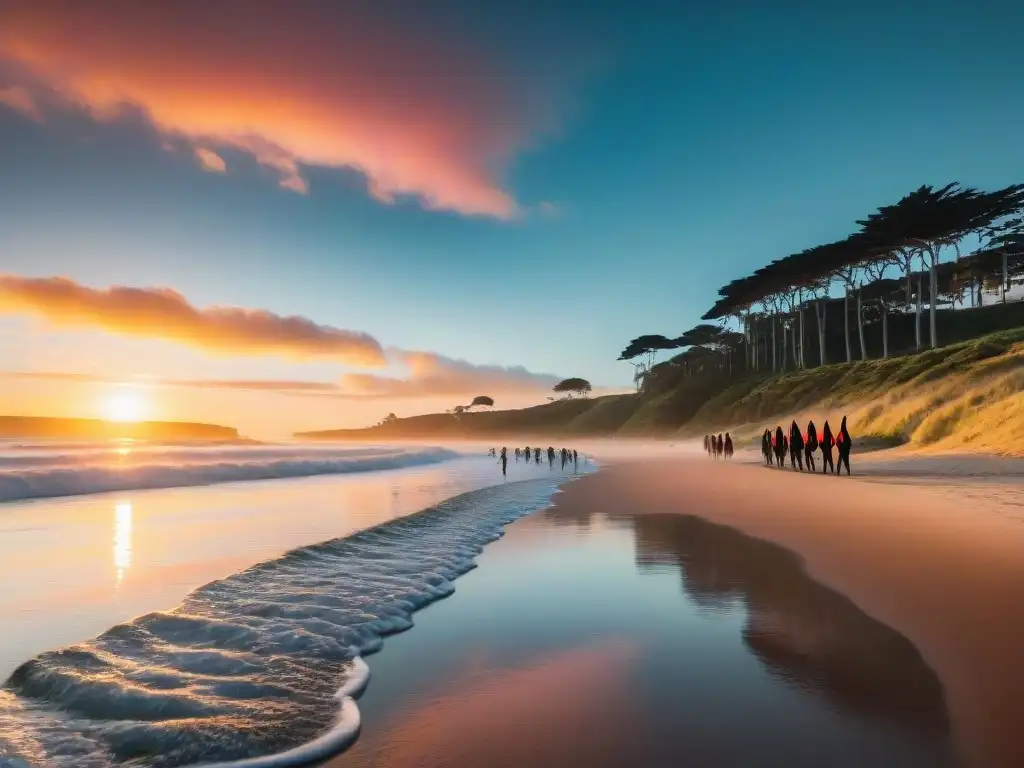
[837,415,853,476]
[499,447,508,476]
[820,421,835,475]
[804,420,818,473]
[789,421,804,471]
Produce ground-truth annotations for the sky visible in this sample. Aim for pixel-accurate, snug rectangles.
[1,1,1022,438]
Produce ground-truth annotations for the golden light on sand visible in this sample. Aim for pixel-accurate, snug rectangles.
[103,387,148,423]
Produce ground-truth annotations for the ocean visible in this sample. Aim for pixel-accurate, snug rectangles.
[0,442,586,767]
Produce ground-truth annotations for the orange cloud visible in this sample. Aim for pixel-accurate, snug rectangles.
[0,2,564,218]
[339,350,561,399]
[0,275,385,366]
[194,147,226,174]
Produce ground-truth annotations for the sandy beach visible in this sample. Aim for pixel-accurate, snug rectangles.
[545,454,1024,767]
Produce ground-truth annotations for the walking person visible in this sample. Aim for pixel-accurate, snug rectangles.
[499,447,508,477]
[820,421,835,475]
[837,415,853,476]
[789,421,804,471]
[804,420,818,473]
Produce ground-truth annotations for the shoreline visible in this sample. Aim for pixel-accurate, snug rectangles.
[551,456,1024,767]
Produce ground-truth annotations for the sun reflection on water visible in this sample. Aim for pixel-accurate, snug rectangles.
[114,502,133,587]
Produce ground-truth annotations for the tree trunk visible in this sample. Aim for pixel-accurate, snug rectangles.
[798,302,805,368]
[752,320,758,371]
[791,324,799,369]
[844,291,852,363]
[880,302,889,359]
[816,300,827,366]
[856,287,867,360]
[771,317,777,373]
[929,249,938,349]
[781,323,788,372]
[1003,252,1009,303]
[915,275,923,351]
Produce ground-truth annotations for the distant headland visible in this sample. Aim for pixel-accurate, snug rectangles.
[0,416,241,442]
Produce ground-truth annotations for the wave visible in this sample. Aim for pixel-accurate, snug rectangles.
[0,477,570,767]
[0,446,461,503]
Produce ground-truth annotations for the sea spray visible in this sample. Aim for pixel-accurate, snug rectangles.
[0,477,576,767]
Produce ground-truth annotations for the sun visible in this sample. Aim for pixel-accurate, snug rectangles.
[103,388,149,423]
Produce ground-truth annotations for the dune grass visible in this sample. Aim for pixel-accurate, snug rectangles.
[684,328,1024,454]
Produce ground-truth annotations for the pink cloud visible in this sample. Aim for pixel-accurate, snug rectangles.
[0,2,566,218]
[194,147,226,174]
[339,350,561,399]
[0,84,40,120]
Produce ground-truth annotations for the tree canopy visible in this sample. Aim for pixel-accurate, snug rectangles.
[470,395,494,408]
[553,377,593,396]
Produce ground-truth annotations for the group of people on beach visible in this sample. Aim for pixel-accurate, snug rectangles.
[761,416,854,475]
[704,433,734,460]
[489,446,582,476]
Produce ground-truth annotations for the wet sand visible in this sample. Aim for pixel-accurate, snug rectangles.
[329,467,955,768]
[552,457,1024,767]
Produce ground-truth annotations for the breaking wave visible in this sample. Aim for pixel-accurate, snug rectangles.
[0,445,460,503]
[0,478,569,767]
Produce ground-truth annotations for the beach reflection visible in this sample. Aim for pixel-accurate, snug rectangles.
[332,507,953,768]
[113,501,132,586]
[629,514,950,737]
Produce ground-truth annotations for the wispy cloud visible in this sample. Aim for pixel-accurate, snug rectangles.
[194,147,226,174]
[0,274,385,366]
[2,361,564,402]
[338,350,561,399]
[0,84,40,120]
[0,2,566,218]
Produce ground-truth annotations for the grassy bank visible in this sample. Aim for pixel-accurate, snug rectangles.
[683,327,1024,453]
[298,327,1024,454]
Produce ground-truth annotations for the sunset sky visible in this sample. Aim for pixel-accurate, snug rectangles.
[1,1,1022,438]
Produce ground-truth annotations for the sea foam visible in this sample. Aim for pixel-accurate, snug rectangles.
[0,445,460,503]
[0,477,570,767]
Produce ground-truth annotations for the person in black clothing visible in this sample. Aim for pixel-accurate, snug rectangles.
[789,420,804,471]
[560,448,567,470]
[804,420,818,473]
[820,420,835,474]
[499,447,508,476]
[724,433,734,460]
[573,449,578,466]
[535,447,542,464]
[774,426,786,467]
[837,415,853,476]
[716,434,724,458]
[762,429,772,466]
